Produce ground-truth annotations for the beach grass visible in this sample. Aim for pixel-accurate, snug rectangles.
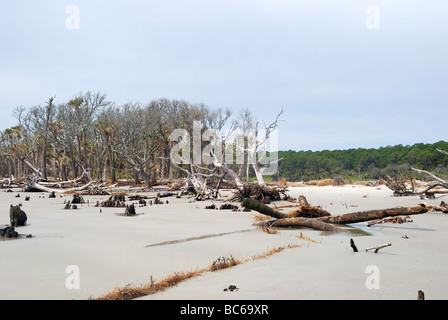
[92,244,299,300]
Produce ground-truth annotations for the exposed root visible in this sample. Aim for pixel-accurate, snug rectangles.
[230,183,289,203]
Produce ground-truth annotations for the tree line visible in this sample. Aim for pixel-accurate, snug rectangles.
[1,91,445,186]
[278,141,448,182]
[0,92,232,187]
[0,91,280,189]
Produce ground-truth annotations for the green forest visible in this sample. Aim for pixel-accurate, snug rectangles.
[277,141,448,182]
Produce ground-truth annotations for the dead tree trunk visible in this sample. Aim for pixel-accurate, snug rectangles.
[241,198,290,219]
[241,198,344,232]
[317,206,428,224]
[41,96,55,181]
[271,217,345,232]
[241,197,428,232]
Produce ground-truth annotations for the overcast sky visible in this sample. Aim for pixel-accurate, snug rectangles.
[1,1,447,151]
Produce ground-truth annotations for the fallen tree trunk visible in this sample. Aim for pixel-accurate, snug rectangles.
[271,217,346,232]
[317,206,428,224]
[241,198,428,232]
[26,181,95,194]
[241,198,290,219]
[242,198,344,232]
[37,172,88,187]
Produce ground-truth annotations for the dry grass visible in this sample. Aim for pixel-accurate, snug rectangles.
[209,255,241,271]
[250,244,300,260]
[297,232,318,243]
[316,179,334,186]
[92,245,299,300]
[252,214,277,234]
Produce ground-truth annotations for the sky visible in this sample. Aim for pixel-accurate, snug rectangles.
[0,0,447,152]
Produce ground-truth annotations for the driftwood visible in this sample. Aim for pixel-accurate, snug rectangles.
[241,196,428,232]
[419,201,448,214]
[412,167,448,190]
[271,216,345,232]
[241,198,344,232]
[231,183,289,203]
[241,198,290,220]
[288,195,331,218]
[317,206,428,224]
[365,243,392,253]
[27,180,96,194]
[19,157,114,195]
[367,216,412,226]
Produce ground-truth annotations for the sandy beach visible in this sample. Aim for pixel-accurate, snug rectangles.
[1,184,447,300]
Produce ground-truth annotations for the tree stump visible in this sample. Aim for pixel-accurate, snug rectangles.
[125,204,136,216]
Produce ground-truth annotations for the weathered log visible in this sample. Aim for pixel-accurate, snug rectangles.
[271,217,346,232]
[37,171,88,187]
[242,198,344,232]
[419,201,448,214]
[26,181,95,194]
[318,206,428,224]
[242,199,428,232]
[367,216,412,226]
[412,168,448,189]
[241,198,290,219]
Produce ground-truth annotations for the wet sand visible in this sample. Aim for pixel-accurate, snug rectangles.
[1,185,447,300]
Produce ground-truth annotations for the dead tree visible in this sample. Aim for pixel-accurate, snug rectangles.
[317,206,427,224]
[384,150,448,196]
[41,96,55,180]
[241,196,428,232]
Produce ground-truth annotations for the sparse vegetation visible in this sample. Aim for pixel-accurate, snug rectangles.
[92,245,300,300]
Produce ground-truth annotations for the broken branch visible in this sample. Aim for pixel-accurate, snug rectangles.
[365,243,392,253]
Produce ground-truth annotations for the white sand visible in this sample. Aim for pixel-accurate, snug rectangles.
[1,185,447,300]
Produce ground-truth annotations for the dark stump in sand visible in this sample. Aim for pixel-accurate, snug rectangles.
[71,194,85,204]
[125,204,136,216]
[10,204,27,227]
[0,225,19,238]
